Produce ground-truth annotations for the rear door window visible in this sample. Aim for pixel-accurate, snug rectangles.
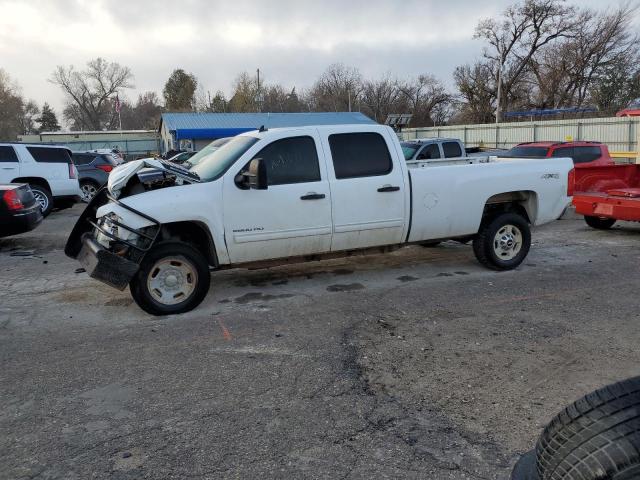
[550,147,575,161]
[417,144,440,159]
[329,132,392,179]
[442,142,463,158]
[27,147,72,164]
[0,146,18,162]
[251,136,321,186]
[572,146,602,163]
[72,154,96,165]
[507,146,550,157]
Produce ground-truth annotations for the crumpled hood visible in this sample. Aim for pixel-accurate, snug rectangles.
[107,158,200,198]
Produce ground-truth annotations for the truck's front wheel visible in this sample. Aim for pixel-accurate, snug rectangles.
[130,242,210,316]
[473,213,531,270]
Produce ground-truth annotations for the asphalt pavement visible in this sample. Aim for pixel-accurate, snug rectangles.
[2,205,639,479]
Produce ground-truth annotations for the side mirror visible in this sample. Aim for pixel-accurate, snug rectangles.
[241,158,268,190]
[417,152,429,160]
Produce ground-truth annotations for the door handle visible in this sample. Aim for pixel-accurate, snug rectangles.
[2,167,16,170]
[300,193,326,200]
[377,185,400,192]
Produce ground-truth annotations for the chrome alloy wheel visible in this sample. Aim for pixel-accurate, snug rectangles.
[493,224,523,261]
[80,183,98,202]
[146,257,198,306]
[32,190,49,211]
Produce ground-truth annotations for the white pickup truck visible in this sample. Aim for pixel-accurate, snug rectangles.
[66,124,573,315]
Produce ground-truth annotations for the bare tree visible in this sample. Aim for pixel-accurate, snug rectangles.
[530,4,640,109]
[398,74,452,127]
[453,63,496,124]
[475,0,577,120]
[227,72,259,112]
[360,75,402,123]
[119,92,163,130]
[307,63,363,112]
[51,58,134,130]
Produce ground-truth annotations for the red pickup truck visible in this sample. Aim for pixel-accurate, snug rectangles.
[572,163,640,229]
[505,141,613,167]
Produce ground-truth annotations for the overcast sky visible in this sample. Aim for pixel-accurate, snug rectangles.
[0,0,637,118]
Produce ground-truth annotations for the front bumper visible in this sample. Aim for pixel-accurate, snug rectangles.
[77,234,140,290]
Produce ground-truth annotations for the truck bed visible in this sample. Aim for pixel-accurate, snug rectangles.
[573,164,640,221]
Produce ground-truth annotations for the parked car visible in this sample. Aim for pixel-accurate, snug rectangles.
[504,141,614,167]
[178,137,232,168]
[66,124,573,315]
[616,98,640,117]
[0,143,81,216]
[72,152,122,202]
[0,183,43,238]
[90,148,124,162]
[167,151,198,165]
[572,163,640,229]
[401,137,467,161]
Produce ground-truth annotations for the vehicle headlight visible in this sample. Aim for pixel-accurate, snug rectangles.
[103,212,121,237]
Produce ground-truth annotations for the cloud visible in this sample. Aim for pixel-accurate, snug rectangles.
[0,0,635,122]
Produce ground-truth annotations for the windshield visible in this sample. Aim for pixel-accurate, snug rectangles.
[190,136,259,181]
[505,146,550,158]
[187,138,232,167]
[401,142,420,160]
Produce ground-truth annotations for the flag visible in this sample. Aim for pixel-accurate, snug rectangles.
[114,94,121,113]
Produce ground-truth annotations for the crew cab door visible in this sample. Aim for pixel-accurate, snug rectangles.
[322,130,406,251]
[222,132,332,263]
[0,146,20,182]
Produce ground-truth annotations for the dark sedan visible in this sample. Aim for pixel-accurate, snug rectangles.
[0,184,43,238]
[72,152,122,202]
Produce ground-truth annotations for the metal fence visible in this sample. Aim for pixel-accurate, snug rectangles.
[401,116,640,152]
[36,138,160,158]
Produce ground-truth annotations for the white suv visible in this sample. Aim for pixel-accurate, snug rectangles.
[0,144,81,216]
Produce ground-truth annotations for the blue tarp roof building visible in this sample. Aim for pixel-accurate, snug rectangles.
[158,112,376,152]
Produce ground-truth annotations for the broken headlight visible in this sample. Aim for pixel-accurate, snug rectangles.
[95,212,122,247]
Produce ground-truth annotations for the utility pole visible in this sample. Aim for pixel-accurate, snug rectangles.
[256,68,261,113]
[348,90,352,112]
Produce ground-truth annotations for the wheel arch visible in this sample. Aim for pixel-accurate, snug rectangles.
[157,220,219,268]
[11,176,51,191]
[481,190,538,225]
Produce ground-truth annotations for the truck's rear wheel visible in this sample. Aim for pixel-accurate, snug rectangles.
[130,242,210,316]
[584,215,616,230]
[473,213,531,270]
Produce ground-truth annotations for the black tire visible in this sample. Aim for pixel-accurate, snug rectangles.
[79,180,100,203]
[29,184,53,217]
[584,215,616,230]
[535,376,640,480]
[130,242,211,316]
[472,212,531,270]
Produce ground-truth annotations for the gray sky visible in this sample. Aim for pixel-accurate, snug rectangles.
[0,0,636,118]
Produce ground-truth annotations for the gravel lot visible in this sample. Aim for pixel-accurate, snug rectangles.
[2,205,639,479]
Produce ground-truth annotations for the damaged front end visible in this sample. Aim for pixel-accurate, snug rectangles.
[65,159,200,290]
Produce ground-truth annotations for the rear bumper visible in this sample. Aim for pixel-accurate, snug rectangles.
[0,206,43,238]
[77,234,140,290]
[573,193,640,221]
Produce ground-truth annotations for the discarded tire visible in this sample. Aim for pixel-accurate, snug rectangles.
[512,376,640,480]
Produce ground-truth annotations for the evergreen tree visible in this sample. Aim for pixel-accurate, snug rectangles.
[36,103,60,132]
